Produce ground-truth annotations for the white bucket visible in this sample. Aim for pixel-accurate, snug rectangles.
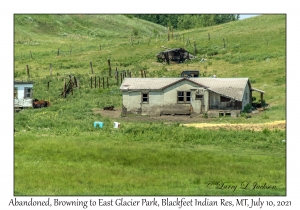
[114,122,120,128]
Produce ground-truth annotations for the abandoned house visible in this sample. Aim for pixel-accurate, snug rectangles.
[14,81,34,108]
[120,77,265,117]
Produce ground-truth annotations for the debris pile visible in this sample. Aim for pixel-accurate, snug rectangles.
[156,47,196,64]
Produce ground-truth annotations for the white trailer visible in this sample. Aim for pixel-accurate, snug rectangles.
[14,81,34,108]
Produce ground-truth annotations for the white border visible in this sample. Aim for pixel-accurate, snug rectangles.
[1,1,297,209]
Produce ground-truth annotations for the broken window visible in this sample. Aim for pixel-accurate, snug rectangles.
[24,87,33,98]
[195,94,203,100]
[177,91,191,103]
[14,88,18,99]
[220,96,231,102]
[141,93,149,103]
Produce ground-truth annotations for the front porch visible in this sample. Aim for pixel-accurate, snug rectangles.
[207,109,241,118]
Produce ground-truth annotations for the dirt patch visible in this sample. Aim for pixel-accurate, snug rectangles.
[93,108,286,131]
[182,120,286,131]
[93,108,214,123]
[93,108,122,119]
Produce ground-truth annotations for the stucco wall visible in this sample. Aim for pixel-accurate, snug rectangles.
[122,80,209,115]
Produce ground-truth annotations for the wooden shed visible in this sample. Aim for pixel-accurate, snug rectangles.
[120,77,263,117]
[14,81,34,108]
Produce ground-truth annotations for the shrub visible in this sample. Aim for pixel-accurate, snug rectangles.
[132,28,139,36]
[242,104,252,113]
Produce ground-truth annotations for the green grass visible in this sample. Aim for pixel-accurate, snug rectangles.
[14,126,286,196]
[14,14,286,195]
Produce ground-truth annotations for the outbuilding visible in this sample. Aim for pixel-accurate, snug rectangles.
[14,80,34,108]
[120,77,264,117]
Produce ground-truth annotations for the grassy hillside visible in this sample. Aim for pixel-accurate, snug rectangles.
[14,14,286,118]
[14,14,286,196]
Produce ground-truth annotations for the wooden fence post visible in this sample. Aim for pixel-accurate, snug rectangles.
[108,59,112,77]
[102,77,105,89]
[94,76,96,88]
[30,50,33,59]
[116,68,119,85]
[74,76,78,88]
[90,61,94,74]
[120,73,123,83]
[144,70,146,78]
[47,81,50,91]
[26,65,30,77]
[70,76,73,95]
[164,52,170,65]
[140,70,144,78]
[107,77,109,88]
[57,48,60,56]
[64,79,66,98]
[90,76,92,88]
[98,77,100,88]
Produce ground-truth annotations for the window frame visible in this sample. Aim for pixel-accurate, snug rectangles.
[177,91,191,103]
[195,94,203,100]
[141,92,149,103]
[24,87,33,98]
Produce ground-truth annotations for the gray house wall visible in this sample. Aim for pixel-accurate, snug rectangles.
[122,80,209,116]
[121,78,253,116]
[242,82,251,110]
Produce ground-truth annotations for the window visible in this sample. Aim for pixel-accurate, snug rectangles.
[14,88,18,99]
[24,87,33,98]
[177,91,191,103]
[220,96,231,102]
[195,94,203,100]
[141,93,149,103]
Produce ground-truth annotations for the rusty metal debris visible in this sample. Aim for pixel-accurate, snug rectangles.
[156,47,196,64]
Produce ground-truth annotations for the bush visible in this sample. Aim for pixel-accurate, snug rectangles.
[242,104,252,113]
[132,28,139,36]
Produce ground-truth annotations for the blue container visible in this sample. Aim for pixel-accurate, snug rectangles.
[94,121,104,128]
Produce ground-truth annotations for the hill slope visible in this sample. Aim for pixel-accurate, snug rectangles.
[14,14,286,122]
[13,14,286,196]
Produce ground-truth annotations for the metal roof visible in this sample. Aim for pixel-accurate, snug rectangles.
[190,78,249,101]
[120,78,183,90]
[120,77,251,101]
